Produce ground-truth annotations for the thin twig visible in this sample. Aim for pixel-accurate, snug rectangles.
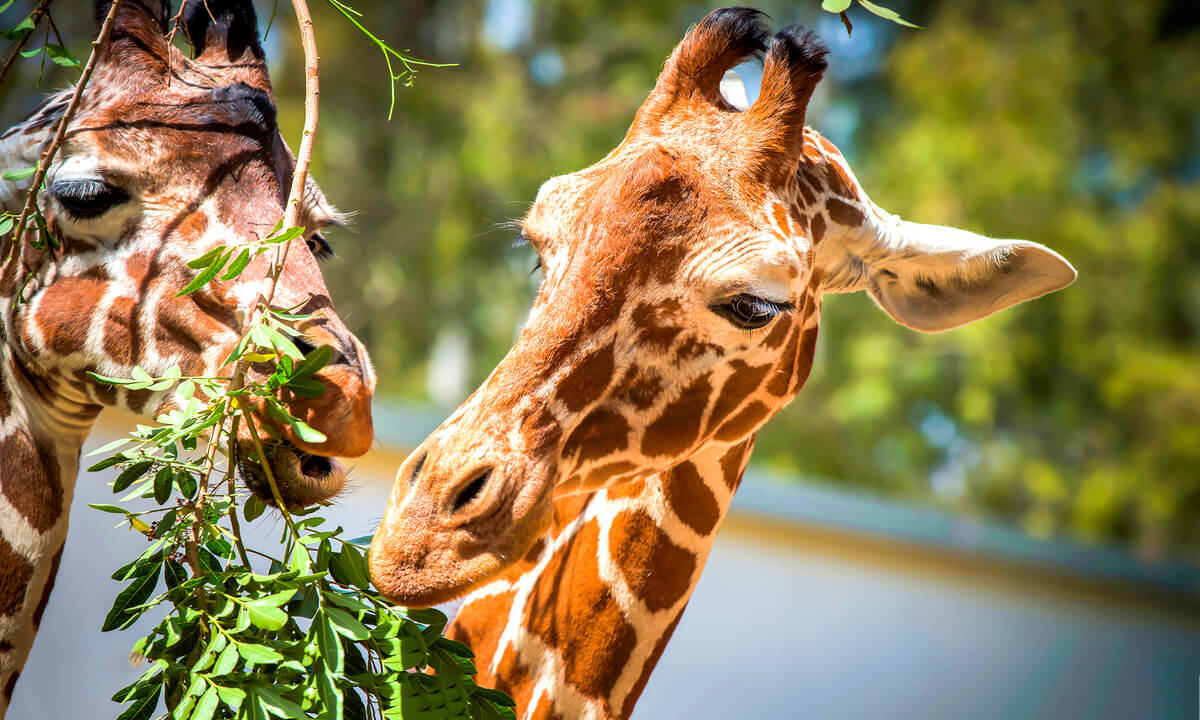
[0,0,53,89]
[262,0,320,311]
[162,2,186,86]
[5,0,124,262]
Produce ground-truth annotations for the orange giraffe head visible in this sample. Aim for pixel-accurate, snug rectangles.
[369,8,1074,607]
[1,0,377,507]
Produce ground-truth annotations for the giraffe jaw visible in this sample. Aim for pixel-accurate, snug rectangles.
[237,441,347,509]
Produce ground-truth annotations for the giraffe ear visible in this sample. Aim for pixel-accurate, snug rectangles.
[631,8,768,133]
[822,219,1077,333]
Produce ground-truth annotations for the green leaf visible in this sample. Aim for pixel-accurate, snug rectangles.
[284,377,326,397]
[244,495,266,522]
[0,216,12,235]
[0,14,34,41]
[245,602,288,631]
[214,684,245,711]
[315,611,344,672]
[115,680,160,720]
[264,225,304,244]
[316,669,343,720]
[113,460,155,492]
[185,245,226,269]
[163,559,187,590]
[86,370,133,386]
[856,0,921,27]
[44,43,79,67]
[290,345,332,379]
[822,0,852,11]
[176,470,197,500]
[153,467,173,504]
[255,686,306,719]
[212,643,239,676]
[219,248,252,281]
[177,250,230,296]
[190,685,219,720]
[291,419,327,444]
[102,562,160,631]
[325,606,369,641]
[1,166,36,181]
[88,503,128,515]
[236,641,284,665]
[254,588,298,607]
[264,325,304,360]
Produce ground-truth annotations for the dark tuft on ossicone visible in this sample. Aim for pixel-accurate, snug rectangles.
[700,7,771,59]
[769,25,829,79]
[184,0,263,61]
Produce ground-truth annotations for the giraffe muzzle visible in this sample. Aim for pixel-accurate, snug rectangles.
[237,439,347,509]
[368,440,556,607]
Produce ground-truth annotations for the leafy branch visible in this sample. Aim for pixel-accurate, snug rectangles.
[820,0,921,37]
[61,1,514,718]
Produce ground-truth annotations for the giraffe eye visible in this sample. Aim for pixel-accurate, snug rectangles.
[306,231,334,259]
[49,179,130,219]
[712,294,791,330]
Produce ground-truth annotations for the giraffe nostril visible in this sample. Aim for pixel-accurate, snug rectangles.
[449,468,492,515]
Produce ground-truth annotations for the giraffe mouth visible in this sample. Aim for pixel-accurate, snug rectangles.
[237,441,347,509]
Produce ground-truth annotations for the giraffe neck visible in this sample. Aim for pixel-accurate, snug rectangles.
[448,438,756,720]
[0,110,99,710]
[0,342,97,714]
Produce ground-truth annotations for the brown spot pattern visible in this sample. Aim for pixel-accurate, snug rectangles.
[714,400,769,442]
[556,342,615,412]
[640,373,712,458]
[720,441,751,491]
[0,536,32,617]
[810,213,826,245]
[609,509,696,612]
[562,409,631,464]
[663,461,720,535]
[632,300,683,350]
[31,544,63,627]
[613,366,662,411]
[36,276,107,355]
[0,433,62,532]
[527,519,637,701]
[766,327,799,396]
[619,612,685,719]
[582,461,636,490]
[704,360,771,436]
[826,198,864,227]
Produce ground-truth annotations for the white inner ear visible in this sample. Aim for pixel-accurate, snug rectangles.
[719,69,751,111]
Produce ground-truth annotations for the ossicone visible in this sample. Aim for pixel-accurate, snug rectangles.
[633,7,770,130]
[741,24,829,181]
[184,0,265,62]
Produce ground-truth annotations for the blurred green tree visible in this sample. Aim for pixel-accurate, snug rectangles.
[3,0,1196,556]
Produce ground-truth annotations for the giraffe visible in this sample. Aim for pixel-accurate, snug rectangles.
[0,0,376,712]
[368,8,1076,719]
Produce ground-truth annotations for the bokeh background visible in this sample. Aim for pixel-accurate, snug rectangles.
[3,0,1200,718]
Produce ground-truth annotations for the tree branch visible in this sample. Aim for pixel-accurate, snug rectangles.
[4,0,123,263]
[0,0,53,89]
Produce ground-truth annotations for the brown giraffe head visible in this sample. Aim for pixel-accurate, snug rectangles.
[369,8,1075,605]
[0,0,375,506]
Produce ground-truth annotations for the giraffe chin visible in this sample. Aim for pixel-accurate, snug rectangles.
[237,442,347,509]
